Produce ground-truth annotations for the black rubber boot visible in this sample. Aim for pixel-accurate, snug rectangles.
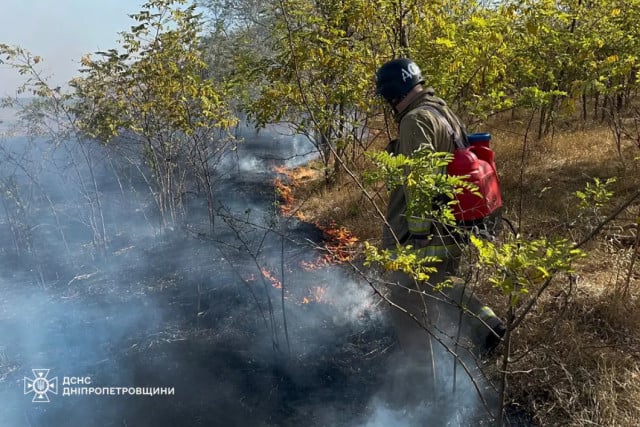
[475,306,506,355]
[482,316,506,354]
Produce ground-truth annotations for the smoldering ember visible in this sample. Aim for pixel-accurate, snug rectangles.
[0,109,525,426]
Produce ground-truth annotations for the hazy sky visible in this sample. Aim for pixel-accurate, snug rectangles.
[0,0,146,96]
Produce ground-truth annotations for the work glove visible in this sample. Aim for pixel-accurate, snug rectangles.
[385,138,399,154]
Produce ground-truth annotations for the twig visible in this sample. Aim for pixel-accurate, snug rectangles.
[510,276,554,332]
[622,205,640,298]
[517,110,536,232]
[217,206,282,352]
[496,304,515,427]
[183,224,270,329]
[452,271,473,394]
[574,189,640,249]
[280,233,291,355]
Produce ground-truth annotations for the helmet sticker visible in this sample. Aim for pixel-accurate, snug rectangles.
[401,63,421,82]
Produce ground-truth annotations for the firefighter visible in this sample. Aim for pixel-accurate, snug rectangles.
[374,58,505,389]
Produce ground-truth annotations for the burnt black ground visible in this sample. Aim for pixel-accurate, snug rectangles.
[0,126,397,427]
[0,124,531,426]
[3,234,394,427]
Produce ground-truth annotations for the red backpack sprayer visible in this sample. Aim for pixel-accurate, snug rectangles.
[448,132,503,225]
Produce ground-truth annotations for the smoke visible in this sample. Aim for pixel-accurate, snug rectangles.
[0,109,499,426]
[357,347,497,427]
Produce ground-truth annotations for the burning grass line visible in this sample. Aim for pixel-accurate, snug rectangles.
[299,258,328,271]
[274,178,295,216]
[320,222,359,263]
[212,209,347,305]
[260,267,282,289]
[272,164,316,218]
[273,164,360,264]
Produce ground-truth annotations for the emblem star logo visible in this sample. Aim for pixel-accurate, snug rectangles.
[24,369,58,403]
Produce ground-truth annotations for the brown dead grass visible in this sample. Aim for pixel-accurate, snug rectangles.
[493,124,639,235]
[285,116,640,426]
[504,286,640,426]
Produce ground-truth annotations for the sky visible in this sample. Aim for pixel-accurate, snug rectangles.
[0,0,146,96]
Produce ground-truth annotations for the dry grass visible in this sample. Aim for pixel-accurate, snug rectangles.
[504,286,640,426]
[284,116,640,426]
[464,119,639,426]
[276,156,388,243]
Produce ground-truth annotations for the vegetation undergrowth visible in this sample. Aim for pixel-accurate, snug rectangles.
[283,117,640,426]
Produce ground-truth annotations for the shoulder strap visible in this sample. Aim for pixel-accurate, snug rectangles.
[420,104,468,150]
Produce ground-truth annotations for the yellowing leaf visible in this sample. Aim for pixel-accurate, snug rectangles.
[449,60,462,73]
[435,38,455,48]
[470,16,487,27]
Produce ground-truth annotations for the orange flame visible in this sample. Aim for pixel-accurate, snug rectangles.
[274,179,295,215]
[300,257,329,271]
[301,286,329,305]
[272,165,318,218]
[320,221,359,263]
[273,165,289,175]
[260,267,282,289]
[272,165,358,263]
